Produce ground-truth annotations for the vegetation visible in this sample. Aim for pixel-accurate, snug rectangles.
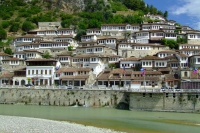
[161,38,179,50]
[0,27,7,40]
[42,51,51,59]
[0,0,168,38]
[4,47,13,55]
[108,64,117,69]
[67,46,73,51]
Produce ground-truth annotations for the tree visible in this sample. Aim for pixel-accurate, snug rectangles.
[164,11,168,19]
[75,29,86,42]
[9,22,20,32]
[0,28,7,40]
[22,21,34,32]
[1,21,10,29]
[42,51,51,59]
[4,48,12,55]
[68,46,73,51]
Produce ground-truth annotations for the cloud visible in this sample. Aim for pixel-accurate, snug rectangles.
[170,0,200,29]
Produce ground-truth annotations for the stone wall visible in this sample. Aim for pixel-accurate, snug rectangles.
[129,92,200,111]
[0,89,128,107]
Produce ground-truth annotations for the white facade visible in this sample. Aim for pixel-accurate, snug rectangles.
[26,66,55,85]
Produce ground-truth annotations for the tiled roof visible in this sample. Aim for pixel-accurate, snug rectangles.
[157,50,177,53]
[120,57,139,61]
[26,58,57,62]
[57,67,92,73]
[60,75,89,79]
[141,56,164,60]
[0,73,14,78]
[0,52,11,56]
[2,57,24,61]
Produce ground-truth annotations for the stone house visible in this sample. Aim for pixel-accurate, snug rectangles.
[86,28,101,36]
[2,57,26,71]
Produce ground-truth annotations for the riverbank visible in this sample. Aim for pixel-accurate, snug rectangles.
[0,115,125,133]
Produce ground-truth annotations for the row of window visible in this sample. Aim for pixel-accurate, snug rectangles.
[28,69,52,75]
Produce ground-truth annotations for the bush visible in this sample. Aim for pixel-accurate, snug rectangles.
[1,21,10,29]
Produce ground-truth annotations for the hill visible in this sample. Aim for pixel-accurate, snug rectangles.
[0,0,168,44]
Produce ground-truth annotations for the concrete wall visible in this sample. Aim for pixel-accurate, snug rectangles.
[129,92,200,111]
[0,89,128,107]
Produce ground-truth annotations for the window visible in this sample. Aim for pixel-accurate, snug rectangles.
[32,70,34,74]
[49,70,52,75]
[45,70,47,74]
[41,70,43,74]
[36,70,38,74]
[28,70,30,75]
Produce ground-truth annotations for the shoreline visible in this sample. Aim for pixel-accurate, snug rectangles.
[0,115,125,133]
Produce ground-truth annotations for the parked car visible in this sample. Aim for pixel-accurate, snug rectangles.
[25,84,34,87]
[73,86,79,89]
[66,85,73,89]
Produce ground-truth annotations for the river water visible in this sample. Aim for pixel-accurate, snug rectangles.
[0,104,200,133]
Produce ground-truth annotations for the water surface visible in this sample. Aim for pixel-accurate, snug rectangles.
[0,105,200,133]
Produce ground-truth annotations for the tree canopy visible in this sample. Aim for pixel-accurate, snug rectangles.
[4,47,12,55]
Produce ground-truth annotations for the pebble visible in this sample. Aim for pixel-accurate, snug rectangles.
[0,115,126,133]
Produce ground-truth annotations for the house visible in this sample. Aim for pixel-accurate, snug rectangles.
[96,69,162,89]
[120,57,140,69]
[53,35,77,47]
[71,54,109,76]
[101,24,126,37]
[26,59,58,86]
[2,57,26,71]
[97,36,117,49]
[149,30,164,43]
[12,68,26,85]
[12,35,43,46]
[175,53,188,68]
[140,56,168,70]
[0,52,12,70]
[156,50,177,58]
[81,34,97,42]
[76,43,117,55]
[56,52,72,67]
[86,28,101,36]
[188,54,200,69]
[187,32,200,44]
[126,43,169,58]
[180,68,200,89]
[14,50,43,60]
[135,31,149,44]
[55,67,95,87]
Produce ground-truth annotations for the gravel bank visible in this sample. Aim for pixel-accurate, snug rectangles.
[0,115,125,133]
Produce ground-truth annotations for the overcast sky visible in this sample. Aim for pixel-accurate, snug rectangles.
[144,0,200,30]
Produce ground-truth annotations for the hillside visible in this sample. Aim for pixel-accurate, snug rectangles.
[0,0,168,44]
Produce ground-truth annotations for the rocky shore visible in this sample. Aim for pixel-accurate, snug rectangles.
[0,115,125,133]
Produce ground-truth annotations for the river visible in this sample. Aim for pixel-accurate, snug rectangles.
[0,104,200,133]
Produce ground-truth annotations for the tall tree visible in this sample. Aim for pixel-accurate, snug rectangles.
[164,11,168,19]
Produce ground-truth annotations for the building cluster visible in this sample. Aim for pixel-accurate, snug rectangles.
[1,15,200,90]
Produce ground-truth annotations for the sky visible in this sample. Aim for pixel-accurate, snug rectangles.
[144,0,200,30]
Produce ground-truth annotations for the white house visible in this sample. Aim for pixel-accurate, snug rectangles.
[26,59,58,85]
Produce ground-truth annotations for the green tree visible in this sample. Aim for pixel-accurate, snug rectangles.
[1,21,10,29]
[108,64,116,69]
[68,46,73,51]
[22,21,34,32]
[164,11,168,19]
[0,28,7,40]
[161,38,178,50]
[4,48,12,55]
[75,29,86,42]
[42,51,51,59]
[9,22,20,32]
